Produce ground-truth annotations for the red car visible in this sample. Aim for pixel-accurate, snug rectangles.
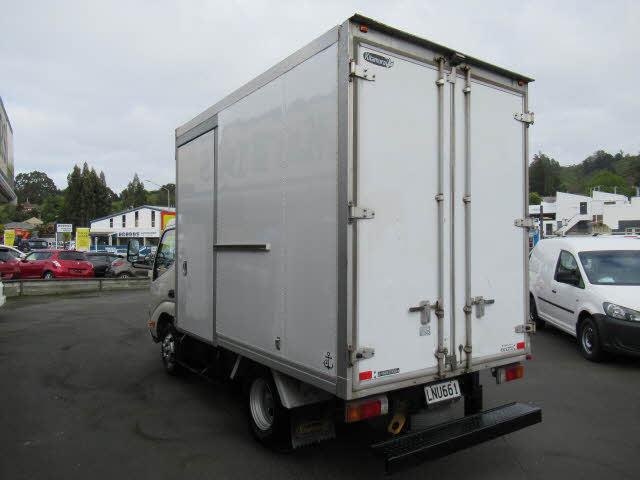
[0,248,21,280]
[18,250,94,279]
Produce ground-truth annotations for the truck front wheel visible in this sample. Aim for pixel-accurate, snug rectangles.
[160,328,183,375]
[247,373,291,451]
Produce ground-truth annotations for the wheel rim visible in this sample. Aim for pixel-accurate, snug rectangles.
[249,378,275,431]
[45,273,52,279]
[161,332,176,369]
[582,325,594,354]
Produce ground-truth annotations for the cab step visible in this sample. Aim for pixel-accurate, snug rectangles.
[371,402,541,473]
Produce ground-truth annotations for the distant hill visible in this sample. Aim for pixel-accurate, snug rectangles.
[529,150,640,200]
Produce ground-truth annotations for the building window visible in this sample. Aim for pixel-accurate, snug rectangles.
[579,202,588,215]
[135,211,139,227]
[545,223,553,236]
[151,211,155,228]
[122,215,126,228]
[109,218,113,228]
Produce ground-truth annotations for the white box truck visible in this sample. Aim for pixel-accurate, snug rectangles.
[129,14,541,472]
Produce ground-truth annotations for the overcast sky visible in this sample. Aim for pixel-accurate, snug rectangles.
[1,0,638,192]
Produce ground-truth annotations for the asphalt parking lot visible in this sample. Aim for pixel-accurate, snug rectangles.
[1,291,639,479]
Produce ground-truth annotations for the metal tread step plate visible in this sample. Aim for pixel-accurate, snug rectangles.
[371,402,541,473]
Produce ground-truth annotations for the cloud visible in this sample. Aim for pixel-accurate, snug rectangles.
[1,0,638,191]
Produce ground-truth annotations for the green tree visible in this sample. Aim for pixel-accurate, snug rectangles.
[14,171,59,204]
[529,192,542,205]
[584,170,631,197]
[529,153,562,196]
[41,195,65,223]
[64,165,83,227]
[581,150,615,177]
[0,204,17,224]
[120,173,147,208]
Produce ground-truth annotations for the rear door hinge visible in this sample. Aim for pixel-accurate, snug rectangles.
[349,345,375,365]
[514,217,535,228]
[515,323,536,334]
[348,202,375,222]
[514,111,535,125]
[349,59,376,81]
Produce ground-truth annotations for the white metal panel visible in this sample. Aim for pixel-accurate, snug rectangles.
[355,46,444,387]
[216,45,339,375]
[465,80,527,360]
[176,130,215,342]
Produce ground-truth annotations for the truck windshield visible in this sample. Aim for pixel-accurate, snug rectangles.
[578,250,640,285]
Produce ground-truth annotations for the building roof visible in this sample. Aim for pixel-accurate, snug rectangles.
[90,205,175,224]
[5,221,34,230]
[24,217,43,225]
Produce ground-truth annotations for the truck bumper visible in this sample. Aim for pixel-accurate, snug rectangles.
[593,313,640,357]
[371,402,541,474]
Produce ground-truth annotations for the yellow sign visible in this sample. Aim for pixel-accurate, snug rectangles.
[161,211,176,229]
[75,227,91,252]
[3,229,15,247]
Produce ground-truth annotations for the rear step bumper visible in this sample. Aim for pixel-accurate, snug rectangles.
[371,402,541,473]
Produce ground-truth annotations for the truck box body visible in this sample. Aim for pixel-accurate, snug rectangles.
[174,15,533,401]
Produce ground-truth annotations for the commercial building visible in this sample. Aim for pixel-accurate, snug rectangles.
[89,205,175,250]
[0,96,16,204]
[529,190,640,235]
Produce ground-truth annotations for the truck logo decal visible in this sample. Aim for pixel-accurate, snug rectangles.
[374,368,400,378]
[363,52,394,68]
[323,352,334,370]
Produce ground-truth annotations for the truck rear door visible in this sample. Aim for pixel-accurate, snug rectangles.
[353,45,445,389]
[352,44,529,391]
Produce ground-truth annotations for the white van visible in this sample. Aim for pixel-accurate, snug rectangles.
[529,236,640,361]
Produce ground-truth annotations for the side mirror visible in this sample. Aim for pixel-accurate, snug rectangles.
[21,258,28,263]
[127,239,140,263]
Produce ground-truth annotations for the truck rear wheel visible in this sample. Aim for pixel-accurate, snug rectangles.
[247,373,292,451]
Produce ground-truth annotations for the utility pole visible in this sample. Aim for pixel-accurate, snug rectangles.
[144,179,171,207]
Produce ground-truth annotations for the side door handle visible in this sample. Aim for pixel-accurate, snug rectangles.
[182,260,187,276]
[168,289,175,299]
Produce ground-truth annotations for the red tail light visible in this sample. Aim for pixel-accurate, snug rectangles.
[113,261,125,267]
[495,363,524,384]
[345,396,388,423]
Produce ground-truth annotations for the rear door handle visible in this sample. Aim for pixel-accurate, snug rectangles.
[168,289,175,298]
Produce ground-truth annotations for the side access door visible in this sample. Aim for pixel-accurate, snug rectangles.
[176,129,216,343]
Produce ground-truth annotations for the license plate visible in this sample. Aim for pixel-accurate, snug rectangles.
[424,379,461,405]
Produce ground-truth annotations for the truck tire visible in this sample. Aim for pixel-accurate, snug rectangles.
[578,316,606,362]
[160,328,183,375]
[530,295,545,330]
[247,373,292,451]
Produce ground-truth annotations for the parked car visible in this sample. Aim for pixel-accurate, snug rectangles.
[0,245,25,260]
[17,238,49,253]
[18,250,94,279]
[0,249,21,280]
[530,236,640,361]
[86,252,124,278]
[107,257,150,278]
